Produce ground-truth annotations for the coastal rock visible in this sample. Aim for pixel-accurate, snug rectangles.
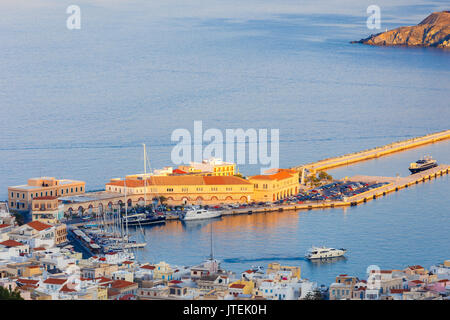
[352,11,450,48]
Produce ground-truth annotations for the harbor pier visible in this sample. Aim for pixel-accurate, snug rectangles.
[293,129,450,174]
[221,164,450,216]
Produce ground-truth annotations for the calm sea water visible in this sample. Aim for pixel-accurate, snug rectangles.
[1,1,449,285]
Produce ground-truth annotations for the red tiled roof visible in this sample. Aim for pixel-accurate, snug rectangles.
[169,280,183,284]
[95,277,112,283]
[110,280,136,289]
[27,221,53,231]
[17,278,39,286]
[60,284,77,293]
[244,270,254,274]
[119,294,135,300]
[43,278,67,285]
[0,239,25,247]
[229,283,246,289]
[410,280,424,284]
[140,265,155,270]
[438,279,449,283]
[33,247,46,251]
[0,224,10,229]
[107,175,251,187]
[122,261,133,265]
[173,169,187,174]
[408,265,424,270]
[249,171,293,181]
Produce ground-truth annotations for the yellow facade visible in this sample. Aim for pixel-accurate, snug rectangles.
[229,280,254,295]
[106,175,253,205]
[23,265,43,278]
[178,158,236,176]
[153,262,174,282]
[31,197,63,224]
[267,262,301,279]
[249,169,300,202]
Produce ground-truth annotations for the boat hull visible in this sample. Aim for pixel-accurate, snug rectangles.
[181,211,222,221]
[124,216,166,226]
[409,163,438,174]
[306,249,347,260]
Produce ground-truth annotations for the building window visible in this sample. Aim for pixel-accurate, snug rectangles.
[167,188,173,192]
[80,187,83,192]
[11,192,13,198]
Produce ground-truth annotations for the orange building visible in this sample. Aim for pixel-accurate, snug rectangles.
[105,175,253,205]
[8,177,85,212]
[248,169,300,202]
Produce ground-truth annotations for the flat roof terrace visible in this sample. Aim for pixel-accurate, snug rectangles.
[59,191,122,203]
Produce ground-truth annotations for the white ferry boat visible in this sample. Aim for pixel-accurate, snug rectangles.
[180,207,222,221]
[306,246,347,259]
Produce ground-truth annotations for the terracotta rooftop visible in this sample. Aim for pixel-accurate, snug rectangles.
[169,280,183,284]
[249,171,293,181]
[408,265,424,270]
[60,284,77,293]
[95,277,113,284]
[0,224,10,229]
[110,279,136,289]
[0,239,25,247]
[43,278,67,285]
[106,175,251,187]
[229,283,246,289]
[27,221,53,231]
[17,278,39,286]
[140,265,155,270]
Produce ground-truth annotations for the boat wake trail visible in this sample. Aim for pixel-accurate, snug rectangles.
[223,256,307,264]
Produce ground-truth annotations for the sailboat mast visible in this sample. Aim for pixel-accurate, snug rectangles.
[210,223,213,260]
[125,177,129,241]
[143,143,147,207]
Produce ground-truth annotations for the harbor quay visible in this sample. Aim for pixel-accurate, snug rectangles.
[3,130,450,223]
[1,203,449,301]
[0,131,449,300]
[293,129,450,174]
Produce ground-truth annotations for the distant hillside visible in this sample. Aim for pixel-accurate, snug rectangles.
[352,11,450,48]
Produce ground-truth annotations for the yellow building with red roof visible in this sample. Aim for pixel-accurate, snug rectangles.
[248,169,300,202]
[105,175,253,205]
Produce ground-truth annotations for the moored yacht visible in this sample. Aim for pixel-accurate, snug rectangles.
[306,246,347,259]
[409,156,438,174]
[180,207,222,221]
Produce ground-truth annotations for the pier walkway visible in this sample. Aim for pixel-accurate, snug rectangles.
[292,129,450,174]
[222,165,449,216]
